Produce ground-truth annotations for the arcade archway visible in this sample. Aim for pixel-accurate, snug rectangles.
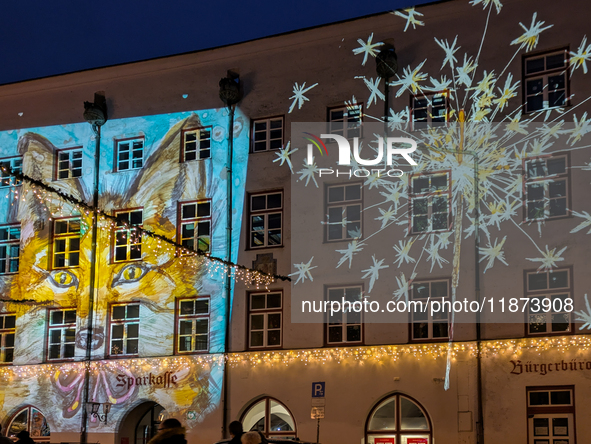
[117,401,166,444]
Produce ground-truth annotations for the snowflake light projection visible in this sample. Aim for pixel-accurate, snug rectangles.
[281,0,591,338]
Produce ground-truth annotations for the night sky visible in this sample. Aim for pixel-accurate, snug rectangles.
[0,0,430,85]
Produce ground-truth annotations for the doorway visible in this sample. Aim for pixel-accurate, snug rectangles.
[117,402,165,444]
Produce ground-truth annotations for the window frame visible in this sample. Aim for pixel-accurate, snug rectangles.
[408,170,452,235]
[524,267,573,337]
[409,278,451,342]
[247,290,283,350]
[251,116,284,153]
[50,217,82,269]
[410,90,450,130]
[0,312,16,365]
[180,126,212,162]
[365,392,433,444]
[114,137,144,172]
[324,182,363,242]
[174,296,210,354]
[0,224,21,275]
[526,385,576,444]
[6,406,50,441]
[0,156,23,188]
[522,47,570,114]
[522,153,571,222]
[327,103,363,140]
[46,308,77,362]
[240,396,297,439]
[54,147,83,180]
[112,208,143,263]
[107,302,141,358]
[177,200,212,254]
[324,284,364,346]
[248,190,284,250]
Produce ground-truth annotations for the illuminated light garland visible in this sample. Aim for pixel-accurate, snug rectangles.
[225,343,477,368]
[1,335,590,381]
[0,165,290,289]
[0,354,225,382]
[226,335,591,368]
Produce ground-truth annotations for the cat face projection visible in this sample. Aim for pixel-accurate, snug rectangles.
[0,109,247,424]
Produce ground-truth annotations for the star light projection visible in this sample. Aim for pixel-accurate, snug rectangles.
[288,82,319,113]
[279,0,591,330]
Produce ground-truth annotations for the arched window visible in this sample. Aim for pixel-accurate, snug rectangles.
[7,406,50,441]
[241,397,296,438]
[366,394,432,444]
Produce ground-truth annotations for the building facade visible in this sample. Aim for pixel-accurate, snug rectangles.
[1,0,591,443]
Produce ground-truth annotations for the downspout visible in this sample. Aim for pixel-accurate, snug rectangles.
[435,136,483,444]
[219,73,242,439]
[375,42,398,133]
[474,156,484,444]
[80,93,107,444]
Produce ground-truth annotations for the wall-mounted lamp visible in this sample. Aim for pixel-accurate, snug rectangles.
[375,43,398,80]
[88,401,112,425]
[83,91,108,128]
[219,70,242,106]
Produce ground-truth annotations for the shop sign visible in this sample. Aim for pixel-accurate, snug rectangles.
[406,439,428,444]
[510,359,591,376]
[115,371,179,389]
[374,439,395,444]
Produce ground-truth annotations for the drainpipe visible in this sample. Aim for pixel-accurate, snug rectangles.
[434,138,483,444]
[80,93,107,444]
[375,42,398,130]
[219,73,242,439]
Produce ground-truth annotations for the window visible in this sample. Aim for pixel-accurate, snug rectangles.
[52,218,81,268]
[248,291,282,348]
[109,303,140,356]
[326,286,362,344]
[47,309,76,361]
[55,148,83,180]
[412,91,449,128]
[0,157,22,187]
[7,406,50,440]
[526,268,572,335]
[0,313,16,364]
[524,49,569,113]
[252,117,284,152]
[527,386,574,444]
[182,128,211,161]
[410,172,451,234]
[411,279,449,341]
[366,394,432,444]
[524,154,569,220]
[328,104,362,139]
[178,201,211,254]
[325,183,362,241]
[241,397,296,439]
[115,138,144,171]
[249,191,282,248]
[176,298,209,353]
[114,210,142,262]
[0,225,20,274]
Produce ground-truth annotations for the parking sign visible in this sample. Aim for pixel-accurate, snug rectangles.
[312,381,325,397]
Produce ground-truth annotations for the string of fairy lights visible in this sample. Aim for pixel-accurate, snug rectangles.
[0,164,290,288]
[1,335,591,381]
